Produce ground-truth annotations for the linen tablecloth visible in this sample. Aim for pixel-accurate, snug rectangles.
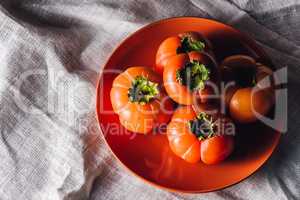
[0,1,299,200]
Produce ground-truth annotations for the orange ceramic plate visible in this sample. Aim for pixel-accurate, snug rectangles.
[96,17,280,193]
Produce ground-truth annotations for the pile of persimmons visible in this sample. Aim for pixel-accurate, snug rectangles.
[110,32,274,165]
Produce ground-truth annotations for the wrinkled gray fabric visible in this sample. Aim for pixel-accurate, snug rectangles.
[0,1,298,200]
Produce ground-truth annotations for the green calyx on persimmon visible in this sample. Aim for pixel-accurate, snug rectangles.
[128,76,159,104]
[176,60,210,91]
[176,37,205,54]
[189,112,215,140]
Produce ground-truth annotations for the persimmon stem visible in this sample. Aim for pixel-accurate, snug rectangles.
[176,60,210,91]
[176,37,205,54]
[189,112,215,140]
[128,76,159,104]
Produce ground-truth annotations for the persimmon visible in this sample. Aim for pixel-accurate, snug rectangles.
[230,87,273,123]
[155,31,214,75]
[220,55,274,123]
[167,106,235,164]
[163,53,218,105]
[200,135,234,165]
[110,67,173,134]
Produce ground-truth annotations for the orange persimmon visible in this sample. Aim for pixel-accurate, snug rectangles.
[220,55,274,123]
[155,31,214,75]
[167,105,235,164]
[163,53,218,105]
[110,67,174,134]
